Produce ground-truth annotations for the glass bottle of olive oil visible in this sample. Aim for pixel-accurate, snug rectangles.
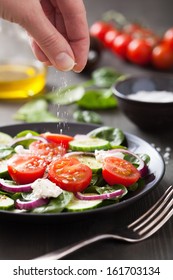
[0,19,47,99]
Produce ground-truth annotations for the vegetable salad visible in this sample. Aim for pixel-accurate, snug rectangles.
[0,126,150,213]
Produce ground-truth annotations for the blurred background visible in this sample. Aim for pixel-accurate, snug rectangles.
[1,0,173,126]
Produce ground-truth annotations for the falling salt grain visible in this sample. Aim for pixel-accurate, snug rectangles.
[156,147,161,152]
[151,143,171,165]
[165,147,171,152]
[163,152,170,159]
[151,143,156,148]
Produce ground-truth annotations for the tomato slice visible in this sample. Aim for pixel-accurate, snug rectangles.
[7,154,46,184]
[41,133,74,150]
[102,157,141,187]
[48,157,92,192]
[29,141,66,163]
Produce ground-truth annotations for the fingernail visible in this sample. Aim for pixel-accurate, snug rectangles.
[55,52,75,71]
[73,68,82,73]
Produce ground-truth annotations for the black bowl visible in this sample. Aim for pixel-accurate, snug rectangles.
[113,75,173,130]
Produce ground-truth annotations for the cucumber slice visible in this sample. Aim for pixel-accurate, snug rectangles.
[0,159,10,179]
[69,137,110,152]
[66,152,102,173]
[0,147,13,160]
[0,194,14,210]
[0,132,12,146]
[87,126,126,148]
[74,155,102,173]
[65,195,102,212]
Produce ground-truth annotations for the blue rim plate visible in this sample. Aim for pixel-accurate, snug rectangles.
[0,122,165,222]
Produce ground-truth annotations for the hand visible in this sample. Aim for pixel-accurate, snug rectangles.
[0,0,89,72]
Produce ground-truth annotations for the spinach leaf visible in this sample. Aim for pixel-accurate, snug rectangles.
[23,110,59,123]
[0,132,12,146]
[96,184,127,197]
[31,191,73,213]
[77,88,117,109]
[92,67,122,87]
[14,99,59,123]
[128,178,145,191]
[87,126,126,147]
[85,184,127,202]
[124,153,150,167]
[14,99,48,120]
[46,86,85,105]
[73,110,102,124]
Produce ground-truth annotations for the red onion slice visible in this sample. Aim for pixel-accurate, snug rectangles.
[0,179,32,193]
[75,189,124,200]
[65,151,94,157]
[10,135,48,147]
[15,197,49,210]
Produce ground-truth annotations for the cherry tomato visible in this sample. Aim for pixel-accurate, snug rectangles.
[48,157,92,192]
[163,27,173,49]
[126,38,152,65]
[102,157,141,187]
[29,141,66,163]
[112,33,132,59]
[90,21,112,41]
[151,43,173,70]
[41,133,74,150]
[103,28,120,49]
[7,154,46,184]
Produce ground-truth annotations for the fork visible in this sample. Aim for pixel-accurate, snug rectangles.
[33,185,173,260]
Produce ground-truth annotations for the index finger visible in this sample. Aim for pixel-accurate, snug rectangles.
[57,0,90,72]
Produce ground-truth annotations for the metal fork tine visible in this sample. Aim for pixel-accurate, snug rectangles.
[132,188,173,232]
[138,203,173,239]
[128,185,173,230]
[138,197,173,235]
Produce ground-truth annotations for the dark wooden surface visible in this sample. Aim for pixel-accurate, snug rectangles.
[0,0,173,260]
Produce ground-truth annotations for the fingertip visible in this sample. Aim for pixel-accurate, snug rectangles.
[55,52,76,71]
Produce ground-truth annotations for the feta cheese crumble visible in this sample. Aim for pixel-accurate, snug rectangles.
[14,145,31,154]
[31,178,62,199]
[95,150,124,162]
